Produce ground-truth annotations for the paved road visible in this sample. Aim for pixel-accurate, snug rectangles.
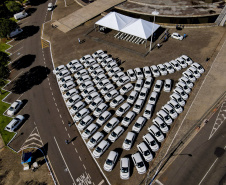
[4,1,107,185]
[154,99,226,185]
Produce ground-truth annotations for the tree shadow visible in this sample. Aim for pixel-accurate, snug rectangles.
[15,26,40,41]
[11,55,36,70]
[11,66,50,94]
[29,0,48,6]
[26,8,37,15]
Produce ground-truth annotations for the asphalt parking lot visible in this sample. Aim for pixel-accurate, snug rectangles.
[43,1,226,184]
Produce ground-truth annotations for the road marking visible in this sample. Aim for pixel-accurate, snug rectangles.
[34,121,36,125]
[50,86,52,91]
[12,40,23,47]
[53,97,55,101]
[10,71,23,83]
[155,179,164,185]
[59,114,62,118]
[54,137,76,185]
[47,78,49,81]
[79,156,82,161]
[57,108,59,112]
[75,148,78,153]
[12,47,23,55]
[83,164,86,170]
[55,103,57,106]
[198,158,218,185]
[49,82,51,86]
[68,133,70,138]
[98,180,105,185]
[52,92,54,96]
[41,39,50,48]
[62,120,64,124]
[65,127,67,131]
[8,54,22,65]
[72,142,74,145]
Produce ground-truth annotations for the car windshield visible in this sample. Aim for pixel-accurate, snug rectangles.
[137,162,144,168]
[63,84,67,88]
[146,70,150,74]
[145,110,150,114]
[84,90,88,94]
[145,81,150,85]
[130,73,134,77]
[165,115,170,120]
[178,98,182,102]
[119,79,124,83]
[135,123,141,128]
[84,129,90,134]
[107,94,112,98]
[155,85,160,88]
[122,87,127,90]
[175,104,180,109]
[136,84,140,87]
[77,72,81,75]
[138,72,142,75]
[160,123,165,128]
[96,108,101,112]
[170,109,175,114]
[80,121,85,126]
[113,99,117,104]
[103,87,107,91]
[140,92,145,96]
[73,106,78,110]
[181,91,186,96]
[76,113,82,118]
[95,147,102,153]
[165,84,170,88]
[88,96,92,100]
[162,68,166,71]
[106,159,113,166]
[9,107,14,111]
[69,99,74,103]
[124,117,129,121]
[119,107,124,112]
[106,123,112,128]
[150,140,156,146]
[99,116,104,121]
[156,131,161,137]
[111,132,117,137]
[96,77,100,81]
[175,63,179,67]
[121,167,128,173]
[144,150,150,156]
[90,138,96,144]
[154,70,158,73]
[129,96,134,100]
[168,66,173,69]
[150,97,155,101]
[124,139,131,145]
[189,74,194,78]
[184,86,188,90]
[135,105,140,109]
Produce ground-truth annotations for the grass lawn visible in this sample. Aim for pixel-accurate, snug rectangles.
[0,39,11,54]
[0,90,15,145]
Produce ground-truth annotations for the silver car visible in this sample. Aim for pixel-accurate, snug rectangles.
[87,131,104,149]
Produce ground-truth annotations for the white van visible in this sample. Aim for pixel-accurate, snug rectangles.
[9,28,23,38]
[48,3,53,11]
[14,11,28,20]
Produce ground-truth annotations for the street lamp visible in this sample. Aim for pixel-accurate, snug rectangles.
[150,10,159,51]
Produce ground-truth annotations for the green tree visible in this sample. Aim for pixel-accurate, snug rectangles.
[5,1,21,13]
[0,51,10,66]
[0,18,17,38]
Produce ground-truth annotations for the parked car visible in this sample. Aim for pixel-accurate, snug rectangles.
[60,81,76,92]
[66,94,82,107]
[79,81,94,91]
[88,63,101,74]
[191,62,204,73]
[63,88,78,100]
[176,81,191,94]
[85,92,100,104]
[127,69,136,81]
[150,65,160,77]
[92,49,104,59]
[97,79,110,90]
[70,64,83,74]
[56,69,70,80]
[173,87,189,100]
[58,76,73,86]
[143,77,153,89]
[96,111,111,126]
[182,70,196,82]
[120,158,130,180]
[69,101,86,115]
[148,125,164,142]
[131,152,146,174]
[104,90,119,102]
[169,60,182,71]
[108,126,125,142]
[80,54,92,63]
[53,65,66,75]
[127,90,138,105]
[91,68,105,78]
[103,151,118,172]
[66,59,80,69]
[133,99,144,114]
[103,117,120,133]
[108,67,121,77]
[116,103,131,117]
[105,61,118,72]
[112,72,125,82]
[82,123,98,140]
[143,104,154,119]
[132,116,146,133]
[153,80,163,93]
[168,99,183,114]
[163,79,172,92]
[89,97,103,111]
[116,76,130,87]
[134,79,143,92]
[188,66,201,78]
[74,69,88,79]
[93,74,107,84]
[157,109,173,125]
[101,58,114,67]
[77,75,91,85]
[175,57,187,68]
[5,115,25,132]
[163,62,175,74]
[148,91,159,105]
[93,103,108,117]
[7,100,23,116]
[138,87,148,100]
[162,104,178,119]
[84,58,97,68]
[81,87,96,98]
[110,95,125,108]
[143,133,159,152]
[73,108,90,122]
[121,111,136,127]
[87,131,104,149]
[120,83,133,95]
[143,66,152,78]
[179,76,194,88]
[101,84,115,95]
[134,68,144,79]
[170,93,186,107]
[77,115,93,131]
[122,132,136,150]
[137,142,153,162]
[153,117,169,133]
[97,53,109,63]
[93,140,110,158]
[171,32,183,40]
[157,64,167,76]
[180,55,193,65]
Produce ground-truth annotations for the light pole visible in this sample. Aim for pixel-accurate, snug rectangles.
[150,10,159,51]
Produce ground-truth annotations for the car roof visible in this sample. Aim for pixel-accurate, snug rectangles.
[114,126,123,133]
[130,90,138,96]
[92,132,103,139]
[87,123,96,130]
[141,87,148,92]
[126,111,135,117]
[121,157,129,167]
[143,133,154,141]
[11,101,19,108]
[107,151,117,160]
[137,116,145,123]
[99,103,107,108]
[121,102,130,108]
[136,99,144,105]
[165,79,171,83]
[154,117,164,124]
[126,131,135,140]
[109,117,118,124]
[149,125,160,132]
[151,91,158,97]
[115,95,123,100]
[158,109,168,116]
[68,88,77,93]
[138,142,148,151]
[132,152,142,162]
[82,115,92,122]
[101,111,110,117]
[93,97,102,103]
[98,140,108,148]
[137,79,143,83]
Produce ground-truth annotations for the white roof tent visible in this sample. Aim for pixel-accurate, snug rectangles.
[94,12,160,47]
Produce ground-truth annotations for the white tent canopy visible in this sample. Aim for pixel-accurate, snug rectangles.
[95,12,136,31]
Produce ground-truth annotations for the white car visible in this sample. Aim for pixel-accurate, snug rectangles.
[70,64,83,74]
[173,87,189,100]
[163,79,172,92]
[133,99,144,114]
[104,89,119,102]
[143,133,159,152]
[116,103,131,117]
[134,79,143,92]
[127,90,138,105]
[105,61,118,72]
[66,94,82,107]
[150,65,160,77]
[5,115,25,132]
[77,75,91,85]
[143,77,153,89]
[93,103,108,117]
[73,108,90,122]
[168,99,183,114]
[89,97,103,111]
[80,54,92,63]
[148,91,159,105]
[77,115,93,130]
[179,76,194,88]
[163,62,175,74]
[66,59,80,69]
[170,93,186,107]
[82,123,98,140]
[169,60,182,71]
[74,69,88,79]
[91,68,104,78]
[53,65,66,75]
[96,111,111,126]
[143,66,152,78]
[137,142,153,162]
[191,62,204,74]
[120,83,133,95]
[92,49,104,59]
[88,63,101,74]
[171,32,183,40]
[56,69,70,80]
[134,68,144,79]
[162,104,178,119]
[87,131,104,149]
[108,67,121,77]
[153,80,163,93]
[108,126,124,142]
[47,3,53,11]
[112,72,125,82]
[58,76,73,86]
[127,69,136,81]
[63,88,78,100]
[176,57,187,68]
[157,64,167,76]
[157,110,173,125]
[132,116,146,133]
[116,76,130,87]
[104,151,118,172]
[69,101,86,115]
[176,81,191,94]
[131,152,146,174]
[97,53,109,63]
[180,55,194,65]
[93,140,110,158]
[101,84,115,95]
[79,80,93,91]
[138,87,148,100]
[122,132,135,150]
[182,70,196,82]
[97,79,110,90]
[60,81,76,92]
[85,92,100,104]
[148,125,165,142]
[143,103,154,119]
[81,86,96,98]
[7,100,23,116]
[121,111,136,127]
[110,95,124,108]
[188,66,201,78]
[101,58,114,67]
[84,58,97,68]
[93,74,107,84]
[103,117,120,133]
[120,158,130,180]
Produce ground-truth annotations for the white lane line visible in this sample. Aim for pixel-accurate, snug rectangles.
[47,78,49,81]
[72,142,74,145]
[79,156,82,161]
[65,127,67,131]
[55,103,57,106]
[49,82,51,86]
[12,40,23,47]
[83,164,86,170]
[53,97,55,101]
[52,92,54,96]
[12,47,23,55]
[34,121,36,125]
[8,54,22,65]
[62,120,64,124]
[10,70,23,82]
[59,114,62,118]
[198,158,218,185]
[98,180,105,185]
[75,148,78,153]
[68,133,70,138]
[155,179,164,185]
[53,137,76,184]
[57,108,59,112]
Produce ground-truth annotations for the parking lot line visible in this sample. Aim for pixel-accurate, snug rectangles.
[75,148,78,153]
[68,133,70,138]
[62,120,64,124]
[59,114,62,118]
[98,180,105,185]
[83,164,86,170]
[65,127,67,131]
[155,179,164,185]
[79,156,82,161]
[55,103,57,107]
[11,47,23,55]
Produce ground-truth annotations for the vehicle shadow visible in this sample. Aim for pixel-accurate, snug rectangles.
[15,26,39,41]
[26,8,37,15]
[11,54,36,70]
[11,66,50,94]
